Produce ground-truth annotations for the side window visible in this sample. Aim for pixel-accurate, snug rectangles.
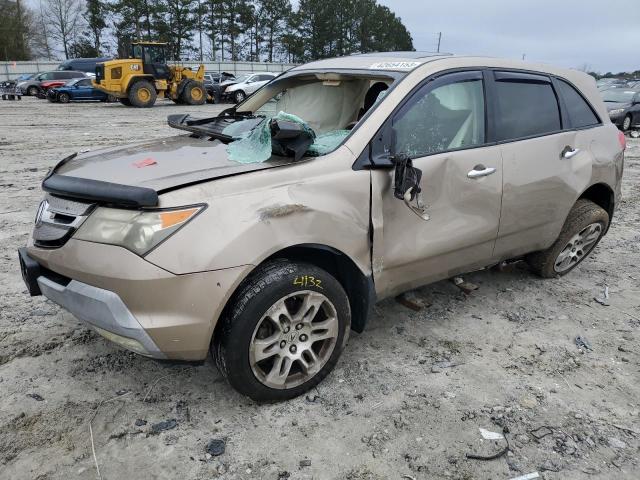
[393,77,485,158]
[260,75,274,82]
[40,72,52,80]
[557,80,599,128]
[494,77,561,141]
[78,79,90,87]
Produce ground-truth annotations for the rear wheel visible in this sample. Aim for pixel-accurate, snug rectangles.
[526,199,609,278]
[128,80,157,108]
[105,94,117,103]
[181,81,206,105]
[58,92,70,103]
[212,261,350,402]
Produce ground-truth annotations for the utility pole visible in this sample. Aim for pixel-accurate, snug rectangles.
[198,0,203,62]
[436,32,442,53]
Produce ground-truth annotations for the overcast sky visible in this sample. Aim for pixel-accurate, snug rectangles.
[377,0,639,73]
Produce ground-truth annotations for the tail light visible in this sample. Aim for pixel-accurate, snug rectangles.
[618,130,626,151]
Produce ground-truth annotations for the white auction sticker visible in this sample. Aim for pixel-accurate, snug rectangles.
[369,61,422,70]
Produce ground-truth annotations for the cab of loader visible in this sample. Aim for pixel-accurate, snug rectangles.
[131,42,171,80]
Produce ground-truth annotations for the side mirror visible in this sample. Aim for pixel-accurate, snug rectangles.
[393,153,422,201]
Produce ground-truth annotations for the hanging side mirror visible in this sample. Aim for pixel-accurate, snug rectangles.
[391,129,430,221]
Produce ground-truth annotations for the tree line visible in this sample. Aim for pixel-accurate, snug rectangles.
[1,0,414,63]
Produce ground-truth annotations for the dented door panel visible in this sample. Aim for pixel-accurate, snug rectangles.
[372,146,503,299]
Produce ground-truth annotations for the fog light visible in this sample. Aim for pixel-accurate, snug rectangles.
[93,326,149,356]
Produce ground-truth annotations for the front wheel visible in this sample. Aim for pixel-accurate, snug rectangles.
[181,81,206,105]
[212,261,351,402]
[622,115,632,131]
[234,90,246,103]
[526,199,609,278]
[27,86,40,96]
[58,92,70,103]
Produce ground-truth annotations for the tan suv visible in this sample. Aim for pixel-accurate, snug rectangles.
[19,53,625,401]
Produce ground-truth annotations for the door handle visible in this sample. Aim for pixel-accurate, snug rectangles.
[467,165,496,179]
[561,146,580,159]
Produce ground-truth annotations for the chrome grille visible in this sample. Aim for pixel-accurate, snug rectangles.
[33,194,94,248]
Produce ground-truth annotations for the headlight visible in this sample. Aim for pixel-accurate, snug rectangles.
[75,205,205,255]
[609,109,625,116]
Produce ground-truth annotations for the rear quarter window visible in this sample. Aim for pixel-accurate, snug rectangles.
[494,76,561,141]
[556,79,600,128]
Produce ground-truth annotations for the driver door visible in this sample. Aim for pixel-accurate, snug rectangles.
[372,70,503,297]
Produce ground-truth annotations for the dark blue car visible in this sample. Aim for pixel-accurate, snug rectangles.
[47,78,116,103]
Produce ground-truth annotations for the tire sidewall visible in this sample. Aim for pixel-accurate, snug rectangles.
[234,91,245,103]
[623,115,632,131]
[544,206,608,277]
[216,262,351,401]
[59,93,70,103]
[28,86,39,96]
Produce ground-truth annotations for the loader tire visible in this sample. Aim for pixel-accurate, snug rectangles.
[128,80,157,108]
[182,81,206,105]
[118,98,132,106]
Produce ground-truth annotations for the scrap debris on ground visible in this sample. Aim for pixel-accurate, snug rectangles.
[0,98,639,479]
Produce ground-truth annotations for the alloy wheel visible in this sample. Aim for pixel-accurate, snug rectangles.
[249,290,339,389]
[553,222,602,273]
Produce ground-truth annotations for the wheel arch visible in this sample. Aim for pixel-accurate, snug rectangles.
[214,243,375,345]
[578,182,615,229]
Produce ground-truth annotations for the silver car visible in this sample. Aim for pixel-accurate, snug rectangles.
[224,72,277,103]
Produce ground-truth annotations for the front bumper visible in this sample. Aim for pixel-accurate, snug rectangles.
[19,247,165,358]
[20,240,253,360]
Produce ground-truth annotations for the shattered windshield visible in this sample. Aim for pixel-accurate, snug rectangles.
[169,72,399,164]
[222,74,395,163]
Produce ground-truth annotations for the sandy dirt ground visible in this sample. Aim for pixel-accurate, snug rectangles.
[0,97,639,480]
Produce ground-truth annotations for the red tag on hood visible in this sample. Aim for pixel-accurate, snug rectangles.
[133,157,157,168]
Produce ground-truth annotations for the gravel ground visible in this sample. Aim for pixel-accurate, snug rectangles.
[1,97,639,480]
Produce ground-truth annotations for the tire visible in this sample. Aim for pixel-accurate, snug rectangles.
[622,115,632,131]
[526,199,609,278]
[212,260,351,402]
[234,90,246,103]
[171,97,184,104]
[106,94,117,103]
[58,92,70,104]
[27,86,40,96]
[118,98,132,106]
[128,80,156,108]
[181,81,206,105]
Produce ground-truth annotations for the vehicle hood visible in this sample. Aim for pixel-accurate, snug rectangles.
[220,79,239,87]
[606,102,631,111]
[51,134,294,194]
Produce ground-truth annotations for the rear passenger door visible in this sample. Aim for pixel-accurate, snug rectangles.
[490,71,595,259]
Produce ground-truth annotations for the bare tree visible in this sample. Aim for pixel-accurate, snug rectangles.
[29,0,55,60]
[44,0,83,59]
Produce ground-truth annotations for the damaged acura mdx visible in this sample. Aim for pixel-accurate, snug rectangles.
[19,53,625,401]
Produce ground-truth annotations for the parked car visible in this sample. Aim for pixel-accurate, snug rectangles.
[601,86,640,131]
[38,79,74,97]
[58,57,112,77]
[47,77,117,103]
[17,71,86,96]
[222,72,277,103]
[596,78,626,91]
[19,53,624,401]
[204,72,235,103]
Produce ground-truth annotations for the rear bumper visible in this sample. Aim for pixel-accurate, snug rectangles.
[21,240,253,360]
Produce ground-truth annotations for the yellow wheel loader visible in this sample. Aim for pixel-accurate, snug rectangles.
[93,42,206,108]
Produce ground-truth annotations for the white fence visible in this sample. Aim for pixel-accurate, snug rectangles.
[0,60,298,81]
